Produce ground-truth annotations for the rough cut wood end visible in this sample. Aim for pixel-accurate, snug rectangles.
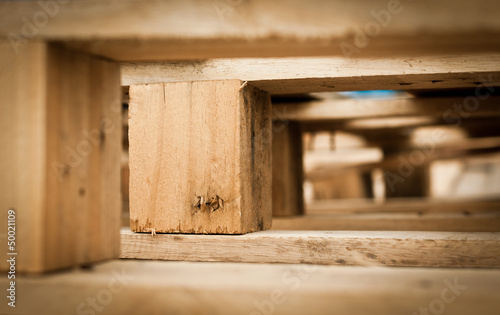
[129,80,272,234]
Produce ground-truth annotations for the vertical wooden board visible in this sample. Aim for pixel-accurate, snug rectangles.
[239,84,273,230]
[44,43,87,269]
[272,122,304,216]
[0,40,47,272]
[95,56,122,262]
[0,42,121,272]
[44,44,122,270]
[128,83,166,232]
[129,80,271,234]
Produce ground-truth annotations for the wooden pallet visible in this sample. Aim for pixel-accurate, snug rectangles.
[1,1,500,313]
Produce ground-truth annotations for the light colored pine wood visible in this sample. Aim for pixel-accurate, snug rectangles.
[272,213,500,232]
[3,259,500,315]
[0,41,121,273]
[273,96,500,121]
[307,198,500,214]
[129,80,272,234]
[272,122,304,216]
[121,55,500,93]
[120,228,500,267]
[2,0,500,60]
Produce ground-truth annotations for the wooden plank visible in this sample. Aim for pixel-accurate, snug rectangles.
[120,228,500,267]
[2,0,500,60]
[305,137,500,181]
[304,148,383,173]
[273,95,500,121]
[129,80,272,234]
[121,55,500,93]
[307,198,500,214]
[272,122,304,216]
[300,117,439,133]
[0,41,121,273]
[272,213,500,232]
[3,260,500,315]
[302,116,500,133]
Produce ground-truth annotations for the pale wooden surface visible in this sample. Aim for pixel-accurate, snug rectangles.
[272,213,500,232]
[0,40,46,273]
[2,0,500,60]
[273,96,500,121]
[272,122,304,216]
[120,228,500,267]
[307,198,500,214]
[0,41,121,272]
[2,259,500,315]
[121,55,500,93]
[129,81,271,234]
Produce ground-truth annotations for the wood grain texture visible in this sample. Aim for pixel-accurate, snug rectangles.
[272,122,304,216]
[2,260,500,315]
[129,80,271,234]
[0,40,46,273]
[0,41,121,273]
[121,55,500,93]
[120,228,500,267]
[272,213,500,232]
[2,0,500,60]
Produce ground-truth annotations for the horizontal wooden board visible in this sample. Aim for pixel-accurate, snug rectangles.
[2,1,500,60]
[3,260,500,314]
[120,228,500,267]
[272,213,500,232]
[274,96,500,121]
[305,138,500,181]
[301,117,500,134]
[121,55,500,93]
[306,198,500,214]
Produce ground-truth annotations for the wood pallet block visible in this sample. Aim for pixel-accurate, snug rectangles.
[0,41,121,273]
[128,80,272,234]
[272,122,304,216]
